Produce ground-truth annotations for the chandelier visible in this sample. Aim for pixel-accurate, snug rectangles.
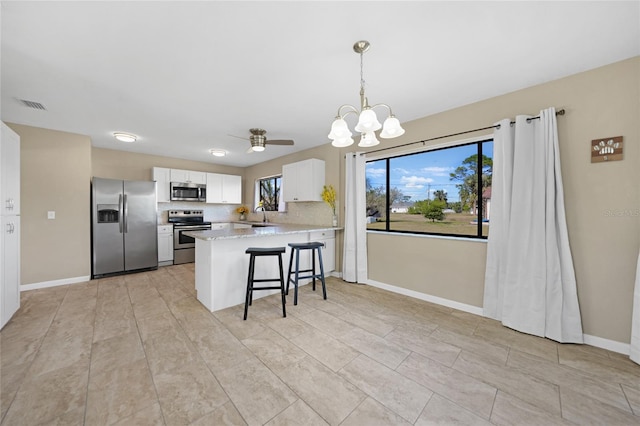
[328,40,405,148]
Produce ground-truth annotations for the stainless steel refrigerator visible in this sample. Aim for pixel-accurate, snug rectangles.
[91,177,158,278]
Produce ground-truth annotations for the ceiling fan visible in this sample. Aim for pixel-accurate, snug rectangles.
[230,128,295,153]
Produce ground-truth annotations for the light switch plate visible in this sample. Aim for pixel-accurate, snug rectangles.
[47,211,55,219]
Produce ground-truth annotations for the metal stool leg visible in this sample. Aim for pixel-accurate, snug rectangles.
[293,248,301,305]
[278,253,286,317]
[243,254,255,320]
[286,247,295,295]
[316,246,327,300]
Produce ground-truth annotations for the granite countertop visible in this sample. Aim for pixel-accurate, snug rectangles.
[184,223,341,241]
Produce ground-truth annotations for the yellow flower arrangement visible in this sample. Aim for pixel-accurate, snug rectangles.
[321,185,336,215]
[236,206,249,214]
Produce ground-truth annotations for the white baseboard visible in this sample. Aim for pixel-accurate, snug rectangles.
[21,275,91,291]
[363,278,631,356]
[583,334,630,355]
[364,278,484,316]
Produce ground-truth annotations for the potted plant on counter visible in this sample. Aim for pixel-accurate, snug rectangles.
[321,185,337,226]
[236,206,248,221]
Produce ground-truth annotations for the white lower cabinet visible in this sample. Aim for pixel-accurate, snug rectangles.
[309,230,335,273]
[1,216,20,329]
[158,225,174,265]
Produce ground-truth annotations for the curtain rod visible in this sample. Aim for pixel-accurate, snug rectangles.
[360,108,565,156]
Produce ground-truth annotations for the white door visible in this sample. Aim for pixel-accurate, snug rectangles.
[2,216,20,328]
[1,123,20,215]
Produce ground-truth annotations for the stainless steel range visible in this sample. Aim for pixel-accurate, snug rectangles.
[168,210,211,265]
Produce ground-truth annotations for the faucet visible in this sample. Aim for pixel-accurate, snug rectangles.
[255,205,267,223]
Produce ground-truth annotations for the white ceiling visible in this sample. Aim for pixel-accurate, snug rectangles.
[2,1,639,167]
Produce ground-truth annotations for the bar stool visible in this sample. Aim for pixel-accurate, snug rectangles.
[286,242,327,305]
[244,247,287,320]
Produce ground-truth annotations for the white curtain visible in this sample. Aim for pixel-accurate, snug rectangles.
[342,152,367,283]
[631,251,640,364]
[483,107,583,343]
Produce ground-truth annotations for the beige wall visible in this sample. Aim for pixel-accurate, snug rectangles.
[10,124,92,284]
[92,148,244,181]
[357,57,640,344]
[11,56,639,346]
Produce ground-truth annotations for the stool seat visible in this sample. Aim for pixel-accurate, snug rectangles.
[286,241,327,305]
[246,247,286,255]
[244,246,287,320]
[287,242,324,250]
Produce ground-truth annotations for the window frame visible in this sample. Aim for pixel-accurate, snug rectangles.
[254,174,282,212]
[366,137,493,239]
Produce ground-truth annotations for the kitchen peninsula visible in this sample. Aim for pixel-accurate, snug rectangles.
[185,223,339,312]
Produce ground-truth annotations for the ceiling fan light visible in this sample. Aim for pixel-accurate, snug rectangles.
[328,118,352,140]
[358,131,380,148]
[380,116,405,139]
[331,137,355,148]
[354,109,382,133]
[251,144,265,152]
[113,132,137,143]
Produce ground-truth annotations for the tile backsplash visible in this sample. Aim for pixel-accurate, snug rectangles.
[157,201,336,227]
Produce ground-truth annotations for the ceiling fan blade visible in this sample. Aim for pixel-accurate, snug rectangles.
[228,134,249,141]
[265,139,294,145]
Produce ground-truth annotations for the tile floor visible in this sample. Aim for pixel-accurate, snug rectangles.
[1,264,639,425]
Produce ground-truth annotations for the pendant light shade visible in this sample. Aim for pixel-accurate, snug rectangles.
[354,109,382,133]
[380,116,405,139]
[328,118,353,140]
[358,131,380,148]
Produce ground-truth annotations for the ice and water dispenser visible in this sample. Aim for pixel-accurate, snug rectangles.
[97,204,119,223]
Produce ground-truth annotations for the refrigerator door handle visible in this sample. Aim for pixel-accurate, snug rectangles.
[123,194,129,233]
[118,194,124,233]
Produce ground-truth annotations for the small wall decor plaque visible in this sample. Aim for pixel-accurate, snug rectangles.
[591,136,623,163]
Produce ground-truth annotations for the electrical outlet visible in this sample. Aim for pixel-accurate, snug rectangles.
[47,211,55,219]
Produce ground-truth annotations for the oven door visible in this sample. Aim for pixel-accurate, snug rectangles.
[174,225,210,249]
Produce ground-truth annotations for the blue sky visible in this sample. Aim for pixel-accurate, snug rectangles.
[366,141,493,203]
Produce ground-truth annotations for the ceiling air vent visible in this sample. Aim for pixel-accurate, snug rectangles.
[19,99,47,110]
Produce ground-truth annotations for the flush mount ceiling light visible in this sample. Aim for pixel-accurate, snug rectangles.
[113,132,137,143]
[328,40,405,148]
[209,149,226,157]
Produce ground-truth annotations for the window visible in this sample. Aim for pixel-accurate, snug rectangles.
[366,139,493,238]
[255,175,282,211]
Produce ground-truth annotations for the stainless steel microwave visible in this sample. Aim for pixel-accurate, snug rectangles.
[170,182,206,202]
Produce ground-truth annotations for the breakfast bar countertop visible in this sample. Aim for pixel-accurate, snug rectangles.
[184,223,341,241]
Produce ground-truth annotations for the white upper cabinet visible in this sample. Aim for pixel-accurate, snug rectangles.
[206,173,242,204]
[282,158,325,202]
[152,167,171,203]
[1,123,20,215]
[170,169,206,184]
